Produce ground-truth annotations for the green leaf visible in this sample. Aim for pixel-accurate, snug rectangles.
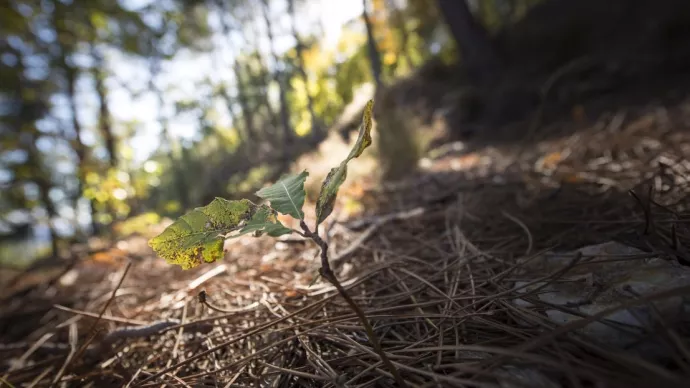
[256,171,309,220]
[315,99,374,226]
[237,205,293,237]
[148,198,291,269]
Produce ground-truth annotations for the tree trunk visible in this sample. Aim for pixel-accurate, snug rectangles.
[11,45,60,258]
[437,0,502,83]
[64,53,100,235]
[387,0,415,71]
[362,0,383,88]
[213,0,257,143]
[91,45,117,168]
[233,62,258,143]
[53,3,99,235]
[88,14,117,169]
[218,84,246,143]
[248,55,280,132]
[150,56,190,211]
[288,0,320,135]
[90,43,121,226]
[261,0,294,148]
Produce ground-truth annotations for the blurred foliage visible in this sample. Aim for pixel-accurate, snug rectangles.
[112,212,161,238]
[1,0,544,262]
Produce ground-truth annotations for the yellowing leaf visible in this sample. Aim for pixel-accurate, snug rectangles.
[148,198,291,270]
[149,198,252,269]
[315,99,374,226]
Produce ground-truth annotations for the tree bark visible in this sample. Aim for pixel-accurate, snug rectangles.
[437,0,502,83]
[362,0,383,88]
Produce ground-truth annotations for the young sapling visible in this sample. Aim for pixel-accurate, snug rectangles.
[149,100,407,386]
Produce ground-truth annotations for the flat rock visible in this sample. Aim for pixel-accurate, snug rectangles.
[514,241,690,357]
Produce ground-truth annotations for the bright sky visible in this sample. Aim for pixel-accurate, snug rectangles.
[107,0,364,164]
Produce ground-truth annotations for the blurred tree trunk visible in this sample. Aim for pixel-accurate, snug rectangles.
[53,5,99,235]
[11,45,60,258]
[217,84,247,143]
[437,0,502,82]
[288,0,320,135]
[212,0,257,143]
[248,55,279,132]
[387,0,415,71]
[22,137,58,257]
[237,5,279,137]
[90,41,119,226]
[90,45,117,168]
[149,56,190,211]
[233,62,258,143]
[244,13,279,133]
[261,0,294,149]
[362,0,383,88]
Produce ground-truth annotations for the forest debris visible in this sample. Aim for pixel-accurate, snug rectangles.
[340,206,425,231]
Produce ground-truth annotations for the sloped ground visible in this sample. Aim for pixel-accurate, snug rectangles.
[5,2,690,385]
[2,83,690,387]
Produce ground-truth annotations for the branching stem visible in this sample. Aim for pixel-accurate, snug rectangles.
[299,220,407,387]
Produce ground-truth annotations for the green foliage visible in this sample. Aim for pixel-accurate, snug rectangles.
[256,171,309,220]
[315,100,374,226]
[148,198,290,269]
[238,206,293,237]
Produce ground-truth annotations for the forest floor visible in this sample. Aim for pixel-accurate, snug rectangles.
[2,66,690,387]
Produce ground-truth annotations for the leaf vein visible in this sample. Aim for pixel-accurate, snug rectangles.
[280,181,302,219]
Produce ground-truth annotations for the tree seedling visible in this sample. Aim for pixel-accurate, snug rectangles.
[149,100,407,386]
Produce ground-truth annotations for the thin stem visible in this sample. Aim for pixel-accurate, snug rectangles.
[291,229,308,238]
[299,221,408,387]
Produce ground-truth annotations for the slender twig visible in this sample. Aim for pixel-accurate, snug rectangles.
[52,304,148,326]
[50,261,132,386]
[299,220,408,387]
[198,290,261,314]
[51,324,77,387]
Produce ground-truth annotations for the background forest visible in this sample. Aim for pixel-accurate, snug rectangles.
[1,0,546,265]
